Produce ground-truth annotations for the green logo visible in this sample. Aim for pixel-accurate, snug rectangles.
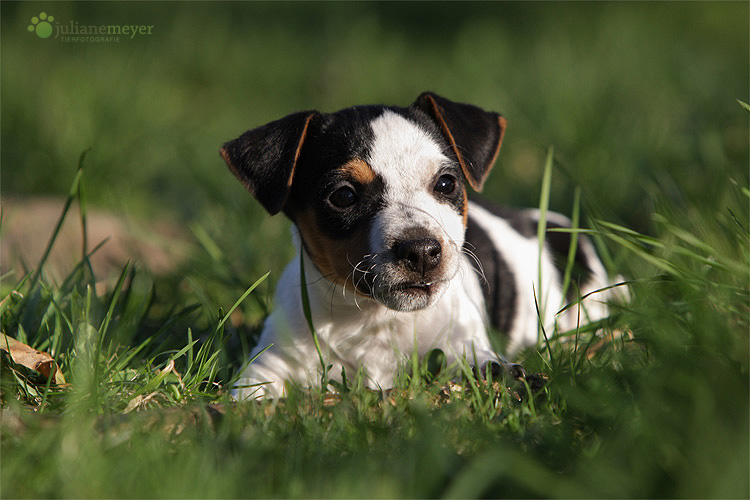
[28,12,54,38]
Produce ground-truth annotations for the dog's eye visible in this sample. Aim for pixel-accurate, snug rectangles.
[433,174,458,196]
[328,185,358,209]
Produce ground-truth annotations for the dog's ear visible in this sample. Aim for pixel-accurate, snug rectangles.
[220,111,319,215]
[413,92,506,192]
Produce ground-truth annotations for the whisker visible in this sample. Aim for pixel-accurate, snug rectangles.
[305,268,338,287]
[462,246,487,286]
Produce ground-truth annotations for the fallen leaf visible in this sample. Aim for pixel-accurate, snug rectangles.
[1,334,66,385]
[124,392,164,414]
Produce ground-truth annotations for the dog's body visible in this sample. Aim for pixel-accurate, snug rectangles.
[221,93,613,399]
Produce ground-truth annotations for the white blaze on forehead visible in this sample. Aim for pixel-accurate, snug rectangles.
[367,110,447,197]
[366,110,465,251]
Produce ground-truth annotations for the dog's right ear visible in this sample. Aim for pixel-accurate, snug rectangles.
[413,92,506,192]
[220,111,319,215]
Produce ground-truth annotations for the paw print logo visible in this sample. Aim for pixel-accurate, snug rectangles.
[28,12,54,39]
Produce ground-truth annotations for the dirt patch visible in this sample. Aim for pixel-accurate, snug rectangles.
[1,196,188,280]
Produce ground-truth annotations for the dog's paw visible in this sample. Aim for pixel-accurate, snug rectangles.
[479,360,547,394]
[479,360,526,380]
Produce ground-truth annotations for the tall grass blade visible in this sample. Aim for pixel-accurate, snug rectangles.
[299,251,329,391]
[98,261,132,340]
[536,146,554,338]
[76,149,91,264]
[29,168,84,290]
[560,187,581,304]
[214,271,270,334]
[532,283,554,368]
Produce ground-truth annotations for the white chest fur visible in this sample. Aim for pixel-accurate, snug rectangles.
[234,244,498,399]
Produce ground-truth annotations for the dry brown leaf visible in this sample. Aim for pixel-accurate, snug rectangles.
[585,328,635,359]
[123,392,164,413]
[1,334,66,385]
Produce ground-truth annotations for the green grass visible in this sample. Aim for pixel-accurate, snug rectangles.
[2,153,747,498]
[1,2,748,498]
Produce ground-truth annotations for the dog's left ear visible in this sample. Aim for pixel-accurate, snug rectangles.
[219,111,319,215]
[413,92,507,192]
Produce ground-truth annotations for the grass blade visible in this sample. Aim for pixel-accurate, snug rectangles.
[536,146,554,338]
[299,251,329,391]
[29,169,84,289]
[214,271,270,334]
[560,187,581,303]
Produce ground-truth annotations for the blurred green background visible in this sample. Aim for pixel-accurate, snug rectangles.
[2,1,748,290]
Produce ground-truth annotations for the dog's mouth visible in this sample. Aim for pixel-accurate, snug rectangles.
[369,278,449,312]
[392,281,438,293]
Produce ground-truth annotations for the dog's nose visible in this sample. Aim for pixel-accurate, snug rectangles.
[393,238,442,275]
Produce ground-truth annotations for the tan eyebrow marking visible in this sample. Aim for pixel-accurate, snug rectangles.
[340,158,376,184]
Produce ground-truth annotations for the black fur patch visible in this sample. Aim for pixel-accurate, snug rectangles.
[221,110,318,215]
[464,213,517,335]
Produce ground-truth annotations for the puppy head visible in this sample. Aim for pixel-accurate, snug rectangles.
[220,92,506,311]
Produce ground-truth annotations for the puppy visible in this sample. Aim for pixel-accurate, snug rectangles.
[220,92,613,399]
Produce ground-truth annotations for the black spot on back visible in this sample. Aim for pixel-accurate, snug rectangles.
[468,196,595,303]
[464,213,516,335]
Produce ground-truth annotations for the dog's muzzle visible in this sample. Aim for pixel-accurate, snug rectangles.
[353,234,452,312]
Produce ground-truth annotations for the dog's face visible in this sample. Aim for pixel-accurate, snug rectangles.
[220,92,506,311]
[288,108,469,311]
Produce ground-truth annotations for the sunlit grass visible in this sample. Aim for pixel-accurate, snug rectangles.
[2,150,747,497]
